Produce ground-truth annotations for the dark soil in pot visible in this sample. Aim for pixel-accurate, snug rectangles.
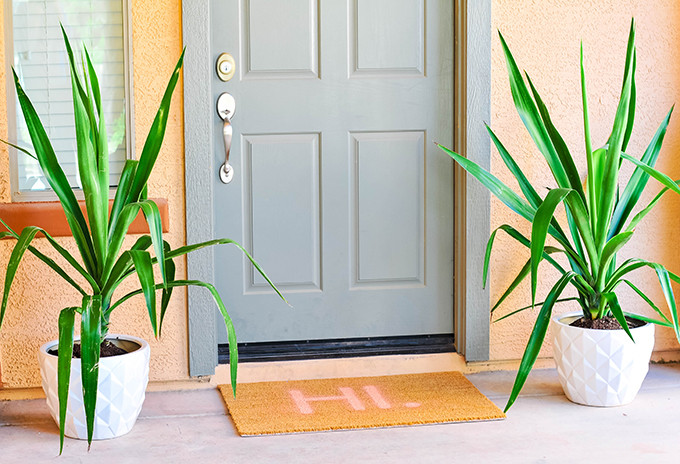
[48,339,139,358]
[570,316,646,330]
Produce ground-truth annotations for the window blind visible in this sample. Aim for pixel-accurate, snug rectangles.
[9,0,128,193]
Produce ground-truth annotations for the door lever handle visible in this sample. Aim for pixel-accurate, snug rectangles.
[220,117,234,183]
[216,92,236,184]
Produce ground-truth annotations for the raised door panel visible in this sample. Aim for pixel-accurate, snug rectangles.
[241,0,319,79]
[350,131,425,287]
[242,133,321,292]
[350,0,425,77]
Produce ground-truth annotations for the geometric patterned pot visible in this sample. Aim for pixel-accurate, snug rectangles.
[38,334,150,440]
[551,312,654,407]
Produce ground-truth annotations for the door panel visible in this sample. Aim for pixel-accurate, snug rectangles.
[212,0,454,344]
[351,131,424,285]
[241,0,319,78]
[351,0,425,76]
[244,133,321,291]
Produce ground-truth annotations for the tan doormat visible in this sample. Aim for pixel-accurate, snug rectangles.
[218,372,505,436]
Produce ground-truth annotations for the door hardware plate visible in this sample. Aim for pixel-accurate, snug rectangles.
[216,53,236,81]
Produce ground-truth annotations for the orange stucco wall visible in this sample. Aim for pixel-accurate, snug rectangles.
[0,0,189,388]
[489,1,680,361]
[1,1,680,389]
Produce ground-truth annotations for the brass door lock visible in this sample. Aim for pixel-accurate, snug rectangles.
[216,53,236,81]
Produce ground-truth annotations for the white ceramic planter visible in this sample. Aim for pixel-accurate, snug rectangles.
[551,311,654,407]
[38,334,150,440]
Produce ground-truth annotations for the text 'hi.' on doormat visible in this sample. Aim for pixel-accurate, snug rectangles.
[218,371,506,436]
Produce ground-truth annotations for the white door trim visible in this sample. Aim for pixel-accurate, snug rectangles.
[181,0,491,376]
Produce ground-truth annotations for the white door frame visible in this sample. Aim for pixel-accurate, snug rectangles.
[182,0,491,376]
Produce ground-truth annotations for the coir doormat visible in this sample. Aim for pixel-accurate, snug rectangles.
[218,372,505,436]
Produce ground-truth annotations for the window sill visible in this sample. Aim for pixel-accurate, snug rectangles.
[0,198,169,237]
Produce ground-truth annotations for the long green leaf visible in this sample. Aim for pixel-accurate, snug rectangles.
[130,250,158,337]
[622,279,671,325]
[606,259,680,341]
[595,22,635,249]
[61,25,99,152]
[498,32,570,189]
[482,228,500,288]
[526,73,586,203]
[57,307,77,455]
[564,207,586,267]
[487,225,567,275]
[0,226,41,327]
[104,200,166,288]
[623,312,673,327]
[620,19,637,152]
[486,125,542,208]
[69,63,105,276]
[602,292,634,341]
[596,231,633,289]
[436,143,580,261]
[563,193,598,272]
[486,124,579,260]
[478,222,593,298]
[605,258,648,291]
[11,68,96,275]
[437,143,535,222]
[530,188,571,306]
[101,235,153,302]
[162,238,288,304]
[624,180,680,233]
[610,108,673,237]
[650,264,679,341]
[581,42,595,226]
[505,271,576,411]
[81,295,102,448]
[0,218,99,293]
[491,247,564,314]
[86,45,111,256]
[109,280,240,391]
[0,137,37,160]
[159,241,176,336]
[84,47,109,208]
[0,220,89,295]
[62,27,107,274]
[494,298,581,323]
[621,153,680,196]
[26,245,88,296]
[109,160,138,237]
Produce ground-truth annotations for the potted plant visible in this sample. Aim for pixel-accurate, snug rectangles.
[437,19,680,411]
[0,28,284,451]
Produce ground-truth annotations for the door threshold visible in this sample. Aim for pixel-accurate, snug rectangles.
[218,334,455,364]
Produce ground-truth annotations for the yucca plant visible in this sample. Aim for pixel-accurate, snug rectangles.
[438,19,680,411]
[0,28,284,451]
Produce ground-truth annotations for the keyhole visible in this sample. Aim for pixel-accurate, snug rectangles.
[219,61,232,75]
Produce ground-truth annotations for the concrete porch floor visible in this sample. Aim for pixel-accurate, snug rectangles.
[1,363,679,463]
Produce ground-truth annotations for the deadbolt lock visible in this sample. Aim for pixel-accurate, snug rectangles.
[216,53,236,81]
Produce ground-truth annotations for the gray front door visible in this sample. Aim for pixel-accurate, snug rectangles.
[209,0,454,344]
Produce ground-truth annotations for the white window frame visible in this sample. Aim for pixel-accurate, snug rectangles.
[3,0,135,202]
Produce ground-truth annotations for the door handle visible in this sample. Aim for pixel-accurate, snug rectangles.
[216,92,236,184]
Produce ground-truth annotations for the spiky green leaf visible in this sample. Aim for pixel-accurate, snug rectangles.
[57,307,77,455]
[130,250,158,337]
[505,271,576,411]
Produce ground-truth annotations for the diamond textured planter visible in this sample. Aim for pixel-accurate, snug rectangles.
[551,312,654,407]
[38,334,150,440]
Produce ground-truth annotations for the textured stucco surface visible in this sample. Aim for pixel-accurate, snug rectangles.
[489,1,680,360]
[0,0,188,387]
[2,1,680,388]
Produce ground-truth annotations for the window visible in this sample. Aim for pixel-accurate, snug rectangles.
[4,0,133,200]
